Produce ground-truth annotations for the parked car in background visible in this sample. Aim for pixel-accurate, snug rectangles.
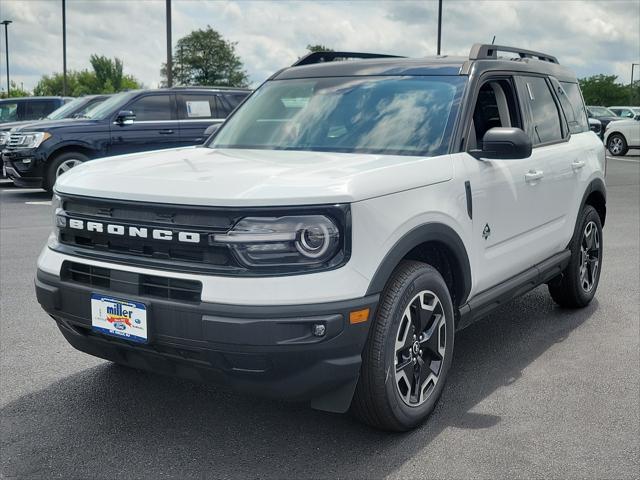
[2,87,251,191]
[0,95,109,146]
[604,115,640,156]
[608,106,640,120]
[588,117,602,137]
[0,97,73,124]
[586,106,620,137]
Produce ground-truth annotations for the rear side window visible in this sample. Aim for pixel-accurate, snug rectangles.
[559,82,589,133]
[519,76,563,145]
[127,94,173,121]
[0,101,18,122]
[179,94,234,120]
[25,100,58,120]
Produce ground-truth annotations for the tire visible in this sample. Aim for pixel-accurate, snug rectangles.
[607,133,628,156]
[548,205,603,308]
[44,151,89,193]
[351,260,455,431]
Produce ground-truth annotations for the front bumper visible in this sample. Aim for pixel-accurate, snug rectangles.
[35,268,378,412]
[2,148,46,187]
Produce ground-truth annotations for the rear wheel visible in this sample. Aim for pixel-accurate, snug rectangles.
[607,133,628,156]
[44,151,88,193]
[548,205,603,308]
[351,260,455,431]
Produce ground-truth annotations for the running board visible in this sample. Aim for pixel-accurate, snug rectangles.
[457,250,571,330]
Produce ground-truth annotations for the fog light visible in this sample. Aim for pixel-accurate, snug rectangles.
[312,323,326,337]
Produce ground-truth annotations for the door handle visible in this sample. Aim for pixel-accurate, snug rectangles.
[159,129,174,134]
[525,170,544,183]
[571,160,586,171]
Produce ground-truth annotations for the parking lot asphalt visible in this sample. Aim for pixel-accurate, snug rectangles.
[1,156,639,479]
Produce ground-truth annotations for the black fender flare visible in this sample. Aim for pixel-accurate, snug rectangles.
[580,177,607,225]
[365,223,472,304]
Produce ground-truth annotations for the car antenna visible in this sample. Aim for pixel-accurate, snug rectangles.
[491,35,496,45]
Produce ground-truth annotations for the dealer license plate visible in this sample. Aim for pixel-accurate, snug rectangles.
[91,294,148,343]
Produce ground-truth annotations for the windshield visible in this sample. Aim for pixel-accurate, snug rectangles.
[82,91,136,120]
[589,106,616,117]
[209,76,466,156]
[46,97,92,120]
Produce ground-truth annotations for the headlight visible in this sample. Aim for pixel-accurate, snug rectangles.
[12,131,51,149]
[48,194,63,248]
[0,132,8,146]
[213,215,344,270]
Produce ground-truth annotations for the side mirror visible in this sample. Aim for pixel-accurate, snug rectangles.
[204,123,221,137]
[470,127,532,160]
[115,110,135,126]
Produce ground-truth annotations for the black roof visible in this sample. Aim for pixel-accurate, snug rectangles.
[274,44,578,83]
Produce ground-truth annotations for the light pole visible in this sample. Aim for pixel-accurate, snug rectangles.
[1,20,11,97]
[631,63,639,104]
[166,0,172,87]
[62,0,67,96]
[436,0,442,55]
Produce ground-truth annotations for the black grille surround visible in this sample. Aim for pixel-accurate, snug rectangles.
[53,193,352,276]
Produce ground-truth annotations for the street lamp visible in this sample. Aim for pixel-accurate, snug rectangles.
[1,20,11,97]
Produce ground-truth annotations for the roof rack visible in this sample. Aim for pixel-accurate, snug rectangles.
[469,43,559,64]
[292,51,405,67]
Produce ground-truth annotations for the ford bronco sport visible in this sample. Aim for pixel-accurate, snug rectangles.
[36,44,606,431]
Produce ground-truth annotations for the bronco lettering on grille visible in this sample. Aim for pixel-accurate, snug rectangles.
[67,219,201,243]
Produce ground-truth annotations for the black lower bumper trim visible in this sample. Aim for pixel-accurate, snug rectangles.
[36,268,378,412]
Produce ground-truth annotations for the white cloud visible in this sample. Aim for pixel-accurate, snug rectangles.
[1,0,638,93]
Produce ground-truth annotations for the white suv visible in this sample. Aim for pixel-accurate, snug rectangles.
[36,44,606,431]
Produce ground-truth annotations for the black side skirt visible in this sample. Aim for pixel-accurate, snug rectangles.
[457,249,571,330]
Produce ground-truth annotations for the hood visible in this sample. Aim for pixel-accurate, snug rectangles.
[606,118,639,129]
[14,118,101,132]
[0,120,37,132]
[55,147,453,206]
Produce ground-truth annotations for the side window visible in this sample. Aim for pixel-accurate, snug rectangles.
[180,94,221,120]
[25,100,57,120]
[469,78,521,149]
[0,102,18,122]
[551,79,585,135]
[224,93,247,111]
[519,76,563,145]
[559,82,589,133]
[127,94,173,121]
[214,96,232,118]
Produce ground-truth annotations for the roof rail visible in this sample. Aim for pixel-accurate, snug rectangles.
[292,51,405,67]
[469,43,559,64]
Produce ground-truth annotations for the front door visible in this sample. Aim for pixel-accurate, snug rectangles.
[463,76,561,293]
[109,93,180,156]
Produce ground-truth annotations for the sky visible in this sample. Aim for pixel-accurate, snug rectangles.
[1,0,639,93]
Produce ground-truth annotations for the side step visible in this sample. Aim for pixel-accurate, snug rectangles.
[457,250,571,330]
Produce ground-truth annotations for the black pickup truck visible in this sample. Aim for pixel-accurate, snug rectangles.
[2,87,250,191]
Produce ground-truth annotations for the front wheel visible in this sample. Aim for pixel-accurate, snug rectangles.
[548,205,603,308]
[44,151,89,193]
[607,133,628,156]
[351,260,455,431]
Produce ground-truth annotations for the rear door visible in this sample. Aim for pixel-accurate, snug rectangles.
[176,92,233,146]
[109,92,180,156]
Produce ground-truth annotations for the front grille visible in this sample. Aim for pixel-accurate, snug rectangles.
[62,261,202,302]
[56,195,242,274]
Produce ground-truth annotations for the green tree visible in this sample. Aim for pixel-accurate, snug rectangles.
[579,74,639,106]
[306,44,334,53]
[161,26,248,87]
[33,56,141,96]
[0,81,30,98]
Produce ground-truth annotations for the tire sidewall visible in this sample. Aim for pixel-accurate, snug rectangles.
[570,206,603,305]
[382,267,455,429]
[45,152,88,192]
[607,133,628,156]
